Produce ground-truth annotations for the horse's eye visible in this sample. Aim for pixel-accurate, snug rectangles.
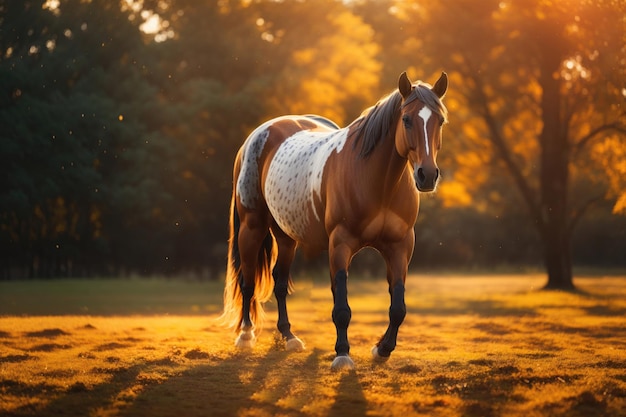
[402,115,412,129]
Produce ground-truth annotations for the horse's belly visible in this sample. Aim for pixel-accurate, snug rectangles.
[263,129,348,242]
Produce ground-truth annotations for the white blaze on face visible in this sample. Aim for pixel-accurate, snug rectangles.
[418,106,433,156]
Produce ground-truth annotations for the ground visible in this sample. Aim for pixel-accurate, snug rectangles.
[0,274,625,416]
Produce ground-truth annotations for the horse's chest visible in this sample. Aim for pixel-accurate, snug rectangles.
[264,130,348,241]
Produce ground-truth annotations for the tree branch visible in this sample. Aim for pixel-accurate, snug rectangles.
[573,114,626,155]
[567,193,605,234]
[468,71,543,229]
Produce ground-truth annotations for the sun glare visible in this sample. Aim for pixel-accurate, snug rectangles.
[561,55,590,82]
[42,0,60,15]
[43,0,60,10]
[123,0,174,42]
[140,13,174,42]
[140,13,161,34]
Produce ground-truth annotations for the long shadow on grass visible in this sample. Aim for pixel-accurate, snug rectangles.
[119,347,368,417]
[3,339,366,417]
[120,348,325,417]
[329,370,367,416]
[430,365,579,417]
[13,353,258,417]
[7,363,144,417]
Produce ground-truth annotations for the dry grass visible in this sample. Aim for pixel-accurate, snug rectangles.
[1,275,625,416]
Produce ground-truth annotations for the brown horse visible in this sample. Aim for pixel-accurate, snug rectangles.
[221,72,448,370]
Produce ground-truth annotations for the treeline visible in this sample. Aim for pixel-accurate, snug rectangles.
[1,0,624,279]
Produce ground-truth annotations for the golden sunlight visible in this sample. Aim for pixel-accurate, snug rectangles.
[140,12,161,34]
[438,181,473,207]
[561,55,590,82]
[139,11,174,42]
[43,0,59,10]
[123,0,174,42]
[1,277,625,416]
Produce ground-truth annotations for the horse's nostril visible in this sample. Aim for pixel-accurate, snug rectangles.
[434,168,440,182]
[417,168,426,183]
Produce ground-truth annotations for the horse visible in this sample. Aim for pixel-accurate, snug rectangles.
[220,71,448,370]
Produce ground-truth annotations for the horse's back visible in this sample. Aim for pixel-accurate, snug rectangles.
[303,114,341,130]
[235,115,346,245]
[235,116,314,209]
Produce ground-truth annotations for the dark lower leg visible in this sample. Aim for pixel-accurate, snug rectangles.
[270,231,297,341]
[273,276,295,340]
[376,283,406,357]
[241,280,255,330]
[332,270,352,356]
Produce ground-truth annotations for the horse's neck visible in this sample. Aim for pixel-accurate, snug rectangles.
[354,126,410,196]
[377,126,408,175]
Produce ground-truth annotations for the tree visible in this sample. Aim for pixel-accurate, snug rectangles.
[0,0,178,276]
[397,0,625,288]
[259,4,382,125]
[145,0,384,272]
[3,0,623,279]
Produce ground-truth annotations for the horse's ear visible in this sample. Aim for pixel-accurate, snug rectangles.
[432,72,448,99]
[398,72,413,99]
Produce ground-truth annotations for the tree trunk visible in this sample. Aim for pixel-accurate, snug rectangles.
[538,35,576,290]
[542,226,575,290]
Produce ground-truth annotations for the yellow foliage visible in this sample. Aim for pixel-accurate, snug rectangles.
[591,135,626,214]
[437,180,473,208]
[609,195,626,214]
[271,10,381,125]
[293,48,314,66]
[454,151,491,186]
[507,109,541,169]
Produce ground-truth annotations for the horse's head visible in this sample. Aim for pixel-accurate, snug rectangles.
[396,72,448,192]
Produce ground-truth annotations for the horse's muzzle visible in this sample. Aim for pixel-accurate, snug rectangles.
[415,166,440,192]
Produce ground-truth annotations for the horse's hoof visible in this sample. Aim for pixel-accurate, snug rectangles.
[235,330,256,349]
[331,355,355,371]
[371,345,390,362]
[286,337,305,352]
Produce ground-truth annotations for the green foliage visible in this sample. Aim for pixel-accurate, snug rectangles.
[0,0,171,276]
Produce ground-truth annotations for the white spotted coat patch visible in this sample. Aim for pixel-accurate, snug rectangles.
[264,128,348,241]
[236,127,270,208]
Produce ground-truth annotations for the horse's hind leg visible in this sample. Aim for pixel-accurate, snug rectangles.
[271,226,305,351]
[235,213,271,348]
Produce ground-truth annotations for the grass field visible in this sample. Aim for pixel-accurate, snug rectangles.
[1,274,625,416]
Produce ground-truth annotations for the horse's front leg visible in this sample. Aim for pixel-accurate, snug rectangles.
[372,234,413,361]
[371,280,406,360]
[331,269,352,369]
[328,229,357,370]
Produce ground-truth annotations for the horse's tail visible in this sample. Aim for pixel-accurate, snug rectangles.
[220,189,276,333]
